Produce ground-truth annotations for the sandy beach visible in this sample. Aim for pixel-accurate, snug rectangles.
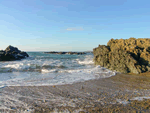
[0,72,150,113]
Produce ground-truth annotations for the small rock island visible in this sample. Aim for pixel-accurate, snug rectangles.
[44,51,86,55]
[0,45,29,61]
[93,38,150,74]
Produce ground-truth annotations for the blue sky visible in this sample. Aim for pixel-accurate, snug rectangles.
[0,0,150,51]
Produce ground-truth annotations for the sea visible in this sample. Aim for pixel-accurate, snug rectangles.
[0,52,116,88]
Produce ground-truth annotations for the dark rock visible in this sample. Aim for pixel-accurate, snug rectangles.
[44,51,86,55]
[20,52,29,57]
[5,45,21,53]
[93,38,150,74]
[0,50,6,56]
[0,45,29,61]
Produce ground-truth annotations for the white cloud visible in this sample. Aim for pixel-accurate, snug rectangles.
[57,27,84,33]
[66,27,84,31]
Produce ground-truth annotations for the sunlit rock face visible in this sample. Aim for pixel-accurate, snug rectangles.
[0,45,29,61]
[93,38,150,74]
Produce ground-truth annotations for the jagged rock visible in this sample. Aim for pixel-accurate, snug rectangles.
[93,38,150,74]
[5,45,21,53]
[0,45,29,61]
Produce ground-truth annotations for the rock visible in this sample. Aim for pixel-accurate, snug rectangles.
[5,45,21,53]
[19,52,29,57]
[44,51,86,55]
[0,45,29,61]
[93,38,150,74]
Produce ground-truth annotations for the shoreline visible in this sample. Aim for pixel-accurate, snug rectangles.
[1,73,150,112]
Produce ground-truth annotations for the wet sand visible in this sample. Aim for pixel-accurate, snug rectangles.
[1,72,150,113]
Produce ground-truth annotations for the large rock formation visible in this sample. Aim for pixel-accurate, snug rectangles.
[0,45,29,61]
[93,38,150,74]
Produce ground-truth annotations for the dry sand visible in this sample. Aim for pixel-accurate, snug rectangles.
[0,72,150,113]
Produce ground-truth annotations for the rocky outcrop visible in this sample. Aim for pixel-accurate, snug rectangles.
[0,45,29,61]
[44,51,86,55]
[93,38,150,74]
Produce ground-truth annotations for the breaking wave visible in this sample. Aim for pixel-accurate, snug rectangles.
[0,52,116,87]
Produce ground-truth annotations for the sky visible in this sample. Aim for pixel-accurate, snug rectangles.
[0,0,150,51]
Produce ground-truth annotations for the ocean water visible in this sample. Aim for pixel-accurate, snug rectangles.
[0,52,116,87]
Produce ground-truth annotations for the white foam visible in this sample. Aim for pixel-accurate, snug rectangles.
[0,53,116,87]
[3,63,31,70]
[131,96,150,101]
[78,60,94,65]
[116,99,129,105]
[77,55,94,65]
[0,85,7,89]
[41,69,58,73]
[0,66,116,87]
